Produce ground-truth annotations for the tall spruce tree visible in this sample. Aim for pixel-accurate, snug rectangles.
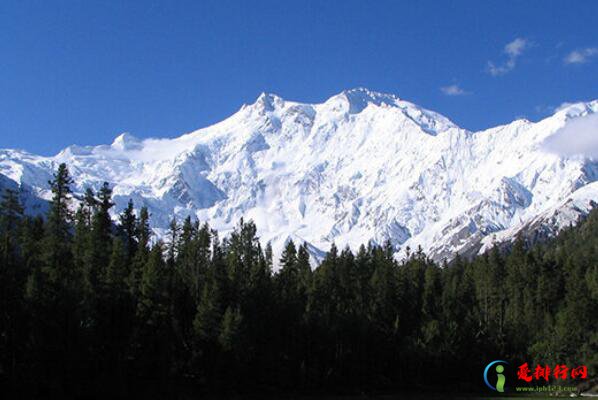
[0,189,25,391]
[118,199,138,261]
[86,182,115,298]
[37,163,85,395]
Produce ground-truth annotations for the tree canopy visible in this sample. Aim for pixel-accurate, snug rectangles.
[0,163,596,397]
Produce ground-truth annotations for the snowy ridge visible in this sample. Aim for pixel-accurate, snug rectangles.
[1,88,597,265]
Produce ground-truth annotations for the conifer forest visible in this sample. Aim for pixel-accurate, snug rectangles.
[1,164,596,398]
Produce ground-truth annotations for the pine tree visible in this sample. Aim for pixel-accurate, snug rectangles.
[166,217,180,269]
[129,206,150,298]
[118,199,137,260]
[132,242,173,379]
[0,188,24,271]
[0,188,25,391]
[278,240,298,299]
[369,245,399,336]
[194,222,212,300]
[36,164,85,395]
[137,242,167,327]
[194,283,221,342]
[72,203,91,280]
[420,264,441,352]
[107,238,129,300]
[44,163,74,271]
[82,188,98,225]
[0,188,23,233]
[193,231,226,342]
[296,243,312,289]
[85,182,115,298]
[225,219,260,305]
[219,306,243,352]
[171,216,198,352]
[103,236,133,389]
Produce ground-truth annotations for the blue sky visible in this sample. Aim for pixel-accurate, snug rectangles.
[1,0,597,155]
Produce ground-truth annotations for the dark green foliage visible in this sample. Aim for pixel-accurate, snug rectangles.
[0,163,596,397]
[0,189,25,392]
[117,199,137,260]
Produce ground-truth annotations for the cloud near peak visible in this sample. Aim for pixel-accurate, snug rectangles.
[440,84,468,96]
[542,112,598,159]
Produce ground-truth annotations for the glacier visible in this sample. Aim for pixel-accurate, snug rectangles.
[1,88,597,265]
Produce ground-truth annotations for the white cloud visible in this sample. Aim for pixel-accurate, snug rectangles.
[487,60,515,76]
[542,113,598,159]
[564,47,598,64]
[535,103,582,115]
[487,37,530,76]
[505,37,528,57]
[440,84,468,96]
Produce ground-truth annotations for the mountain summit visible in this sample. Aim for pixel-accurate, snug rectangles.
[2,90,598,264]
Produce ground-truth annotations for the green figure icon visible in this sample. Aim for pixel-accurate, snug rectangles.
[495,365,506,392]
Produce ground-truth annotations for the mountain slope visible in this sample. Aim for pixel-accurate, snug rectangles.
[2,88,597,264]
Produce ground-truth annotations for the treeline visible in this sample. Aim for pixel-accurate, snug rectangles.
[0,163,597,398]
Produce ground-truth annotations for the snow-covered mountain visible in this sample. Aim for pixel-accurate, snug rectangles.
[2,88,597,264]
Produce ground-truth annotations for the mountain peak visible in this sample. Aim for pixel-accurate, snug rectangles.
[252,92,285,113]
[111,132,142,150]
[342,87,399,102]
[320,88,456,135]
[328,88,400,114]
